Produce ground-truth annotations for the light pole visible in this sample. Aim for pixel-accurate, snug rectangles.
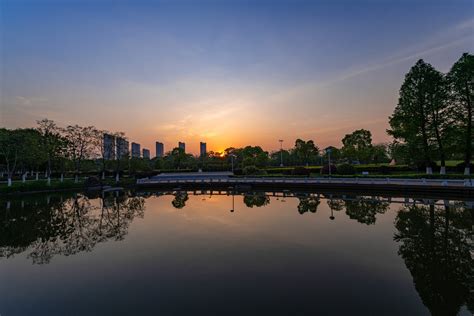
[279,139,284,167]
[230,154,236,173]
[325,147,332,176]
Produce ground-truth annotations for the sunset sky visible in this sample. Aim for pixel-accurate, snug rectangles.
[1,0,473,155]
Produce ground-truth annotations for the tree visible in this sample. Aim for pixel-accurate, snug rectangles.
[36,119,65,183]
[293,139,319,166]
[425,68,450,174]
[164,147,192,170]
[241,146,269,167]
[388,60,443,174]
[447,53,473,175]
[371,143,389,164]
[63,125,95,182]
[0,129,21,186]
[341,129,373,163]
[112,132,128,182]
[91,129,111,180]
[0,129,44,186]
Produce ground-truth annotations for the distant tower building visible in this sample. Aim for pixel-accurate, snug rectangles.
[178,142,185,152]
[142,148,150,159]
[116,137,129,159]
[200,142,207,157]
[103,134,115,160]
[155,142,164,158]
[131,142,141,158]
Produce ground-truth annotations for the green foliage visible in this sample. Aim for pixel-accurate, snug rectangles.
[243,165,266,175]
[388,55,472,172]
[243,192,270,208]
[342,129,373,163]
[292,167,311,176]
[336,163,355,175]
[297,195,320,214]
[171,192,189,209]
[320,164,337,174]
[447,53,473,168]
[345,198,389,225]
[293,139,319,165]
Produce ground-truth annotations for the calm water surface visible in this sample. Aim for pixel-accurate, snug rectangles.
[1,190,473,315]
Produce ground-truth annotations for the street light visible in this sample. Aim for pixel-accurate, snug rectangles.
[279,139,284,167]
[230,154,236,173]
[325,147,332,176]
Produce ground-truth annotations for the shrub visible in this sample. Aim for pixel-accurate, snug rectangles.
[337,163,355,175]
[320,164,337,175]
[378,165,392,174]
[455,162,474,173]
[416,161,438,172]
[84,176,101,187]
[292,167,311,176]
[243,165,266,175]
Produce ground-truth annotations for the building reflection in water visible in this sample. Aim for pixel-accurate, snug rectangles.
[1,190,472,315]
[0,192,145,264]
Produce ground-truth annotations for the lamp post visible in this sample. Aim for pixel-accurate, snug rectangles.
[279,139,284,167]
[325,147,332,176]
[230,154,236,173]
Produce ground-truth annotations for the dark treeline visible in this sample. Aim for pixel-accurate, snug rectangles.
[0,53,472,184]
[388,53,473,175]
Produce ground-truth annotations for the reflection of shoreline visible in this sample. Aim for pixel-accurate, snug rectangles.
[394,203,474,315]
[1,191,472,314]
[138,184,474,201]
[0,192,145,264]
[137,177,474,200]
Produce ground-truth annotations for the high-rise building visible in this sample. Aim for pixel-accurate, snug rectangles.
[178,142,185,152]
[103,134,115,160]
[200,142,207,157]
[131,142,141,158]
[116,137,129,159]
[142,148,150,159]
[155,142,164,158]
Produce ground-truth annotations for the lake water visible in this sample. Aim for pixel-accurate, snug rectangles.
[1,190,473,316]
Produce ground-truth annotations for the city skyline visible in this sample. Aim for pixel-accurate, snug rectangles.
[1,0,473,155]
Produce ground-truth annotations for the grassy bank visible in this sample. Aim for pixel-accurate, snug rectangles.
[0,177,136,194]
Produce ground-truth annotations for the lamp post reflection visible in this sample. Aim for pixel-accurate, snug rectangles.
[230,193,235,212]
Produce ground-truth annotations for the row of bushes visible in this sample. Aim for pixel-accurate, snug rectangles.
[239,162,474,177]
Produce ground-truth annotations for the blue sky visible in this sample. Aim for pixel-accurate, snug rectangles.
[1,0,473,154]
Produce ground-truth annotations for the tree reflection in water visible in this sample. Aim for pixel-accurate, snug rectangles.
[296,194,320,214]
[394,202,474,315]
[2,190,473,316]
[344,196,389,225]
[0,193,145,264]
[171,192,189,209]
[243,192,270,208]
[326,197,344,220]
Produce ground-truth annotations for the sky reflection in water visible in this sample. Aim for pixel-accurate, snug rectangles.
[1,191,472,316]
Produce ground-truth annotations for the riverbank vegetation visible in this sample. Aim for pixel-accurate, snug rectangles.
[0,53,472,191]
